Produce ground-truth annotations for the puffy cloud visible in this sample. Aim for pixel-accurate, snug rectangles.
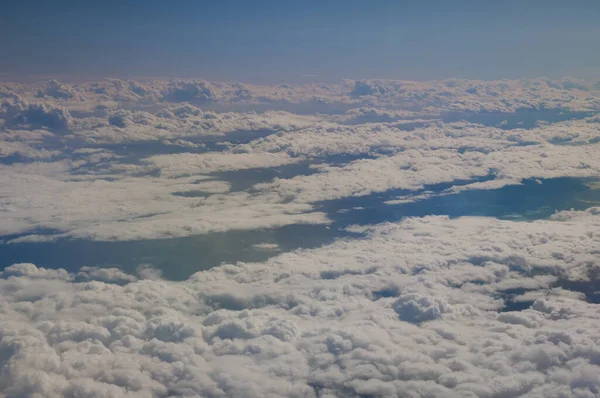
[106,109,156,128]
[349,80,389,97]
[2,83,600,242]
[12,103,72,131]
[145,151,305,176]
[255,133,600,203]
[1,96,72,131]
[544,78,589,91]
[124,80,156,98]
[162,80,220,103]
[36,79,75,99]
[341,107,418,124]
[550,207,600,222]
[231,83,253,101]
[107,108,131,127]
[4,77,600,116]
[1,262,71,280]
[0,158,327,241]
[67,109,317,144]
[173,104,203,118]
[393,293,453,323]
[1,213,600,396]
[2,76,600,397]
[0,138,60,161]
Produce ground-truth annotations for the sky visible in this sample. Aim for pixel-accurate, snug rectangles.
[1,0,600,83]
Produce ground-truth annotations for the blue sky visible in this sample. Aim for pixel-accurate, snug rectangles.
[1,0,599,82]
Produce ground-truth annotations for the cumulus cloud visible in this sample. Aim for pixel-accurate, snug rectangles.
[36,79,75,99]
[0,138,60,161]
[106,109,156,128]
[162,80,220,103]
[67,108,317,144]
[5,77,600,116]
[145,151,305,176]
[393,293,453,323]
[1,213,600,396]
[349,80,389,97]
[1,78,600,243]
[254,130,600,203]
[172,103,203,118]
[107,108,131,127]
[0,158,327,241]
[1,95,72,131]
[2,75,600,397]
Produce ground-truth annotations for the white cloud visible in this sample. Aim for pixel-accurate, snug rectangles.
[162,80,221,103]
[2,81,600,242]
[36,79,75,100]
[0,159,327,241]
[0,139,60,160]
[68,109,319,145]
[2,75,600,397]
[0,213,600,396]
[1,95,72,131]
[257,138,600,203]
[145,151,305,177]
[6,77,600,116]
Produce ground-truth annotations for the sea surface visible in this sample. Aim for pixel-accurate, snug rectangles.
[2,176,598,281]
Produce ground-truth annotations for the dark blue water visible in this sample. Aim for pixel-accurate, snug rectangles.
[167,154,376,195]
[1,177,599,280]
[211,162,320,192]
[548,136,600,146]
[0,130,279,168]
[321,177,600,228]
[0,224,352,281]
[205,154,378,193]
[440,109,595,130]
[84,129,278,162]
[0,154,32,165]
[558,279,600,304]
[340,108,595,129]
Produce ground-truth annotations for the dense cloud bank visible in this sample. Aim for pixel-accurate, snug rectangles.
[2,112,600,242]
[1,94,72,131]
[3,76,600,113]
[1,212,600,397]
[1,77,600,397]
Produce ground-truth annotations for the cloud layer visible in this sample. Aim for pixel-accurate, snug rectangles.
[1,77,600,397]
[2,78,599,242]
[1,212,600,397]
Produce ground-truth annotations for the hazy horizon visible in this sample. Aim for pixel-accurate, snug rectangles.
[2,74,600,86]
[2,0,600,83]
